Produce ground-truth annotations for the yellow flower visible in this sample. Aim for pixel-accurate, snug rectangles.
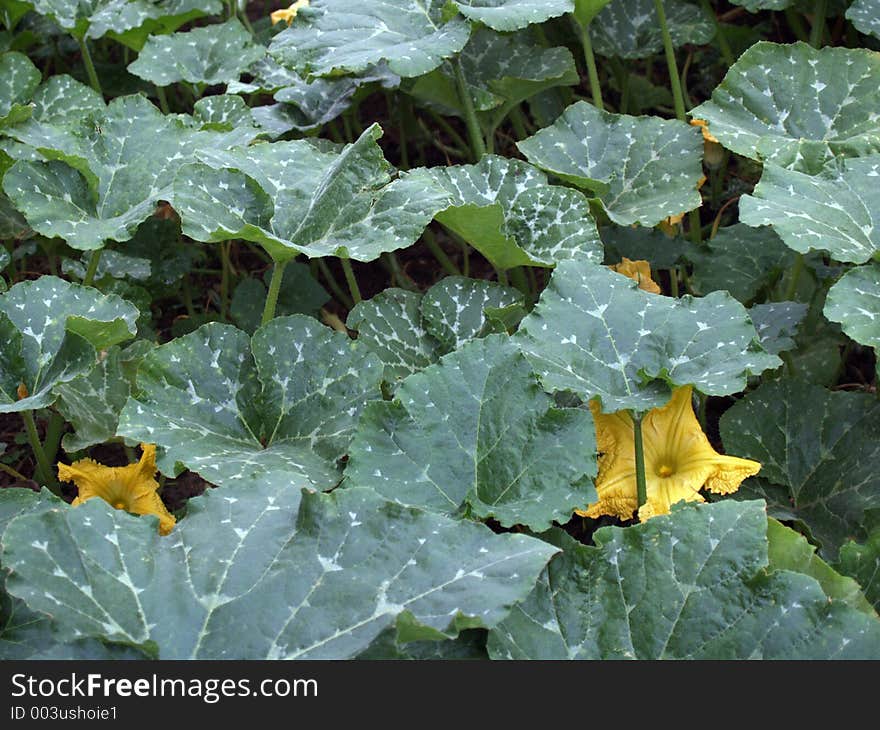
[58,444,176,535]
[577,386,761,523]
[689,118,719,144]
[609,258,661,294]
[270,0,309,25]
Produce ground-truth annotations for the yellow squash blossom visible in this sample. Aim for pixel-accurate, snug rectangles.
[609,257,661,294]
[689,118,719,144]
[58,444,176,535]
[577,386,761,523]
[270,0,309,25]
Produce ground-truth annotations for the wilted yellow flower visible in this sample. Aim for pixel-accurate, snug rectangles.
[58,444,176,535]
[609,258,661,294]
[271,0,309,25]
[577,386,761,523]
[690,118,719,144]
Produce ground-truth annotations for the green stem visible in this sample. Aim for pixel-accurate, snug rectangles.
[397,95,410,170]
[784,253,806,301]
[316,259,354,310]
[422,229,460,276]
[77,37,102,96]
[699,0,734,66]
[669,267,680,297]
[261,260,287,326]
[809,0,827,47]
[509,106,530,140]
[452,58,486,162]
[654,0,687,121]
[82,249,102,287]
[576,20,604,110]
[382,252,418,291]
[22,411,59,494]
[219,242,233,321]
[496,268,509,286]
[785,8,811,43]
[0,461,28,483]
[611,58,630,115]
[510,267,530,297]
[155,84,170,114]
[688,209,703,245]
[181,275,196,317]
[238,3,255,35]
[41,411,65,473]
[425,110,470,157]
[340,257,362,305]
[632,412,648,510]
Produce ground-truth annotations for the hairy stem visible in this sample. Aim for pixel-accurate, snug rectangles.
[453,58,486,162]
[633,412,648,509]
[22,411,60,494]
[340,257,362,305]
[82,249,103,287]
[577,20,604,110]
[261,260,287,326]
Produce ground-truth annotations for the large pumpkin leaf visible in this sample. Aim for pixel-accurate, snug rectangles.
[269,0,472,79]
[837,514,880,611]
[127,19,265,87]
[170,125,450,263]
[488,501,880,659]
[516,259,780,412]
[747,302,809,356]
[28,0,221,46]
[0,52,40,129]
[118,316,382,496]
[739,156,880,264]
[2,95,253,250]
[847,0,880,40]
[29,74,105,125]
[347,277,523,381]
[1,485,558,658]
[824,263,880,349]
[429,155,603,269]
[0,276,138,413]
[591,0,715,59]
[686,224,794,302]
[720,379,880,558]
[517,101,704,226]
[451,0,573,30]
[690,42,880,173]
[346,336,597,530]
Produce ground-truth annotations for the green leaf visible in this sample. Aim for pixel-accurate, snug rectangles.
[748,302,808,355]
[824,263,880,349]
[687,224,794,302]
[404,28,578,124]
[0,193,28,239]
[727,0,791,10]
[720,379,880,558]
[517,101,704,226]
[3,95,250,250]
[127,19,265,87]
[269,0,472,79]
[766,518,874,615]
[346,336,597,530]
[837,514,880,611]
[0,52,40,129]
[171,125,450,263]
[357,627,488,660]
[516,259,780,412]
[0,276,138,413]
[691,42,880,173]
[601,225,688,270]
[572,0,614,26]
[591,0,714,59]
[488,501,880,659]
[1,485,558,658]
[451,0,573,30]
[62,249,152,282]
[230,262,329,335]
[431,155,603,269]
[847,0,880,40]
[118,316,382,497]
[740,157,880,264]
[346,277,524,380]
[30,74,104,124]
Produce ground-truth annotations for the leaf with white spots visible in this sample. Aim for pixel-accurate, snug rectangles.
[487,500,880,659]
[0,52,40,129]
[690,42,880,173]
[347,277,524,381]
[720,379,880,558]
[686,224,795,302]
[591,0,715,59]
[0,276,139,413]
[2,95,253,250]
[29,74,105,125]
[429,155,604,269]
[727,0,792,10]
[739,156,880,265]
[451,0,573,30]
[516,259,780,412]
[748,302,808,355]
[127,19,265,87]
[118,316,382,496]
[1,484,557,658]
[269,0,472,79]
[170,125,450,263]
[847,0,880,40]
[824,263,880,349]
[837,513,880,612]
[517,101,704,226]
[346,336,597,530]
